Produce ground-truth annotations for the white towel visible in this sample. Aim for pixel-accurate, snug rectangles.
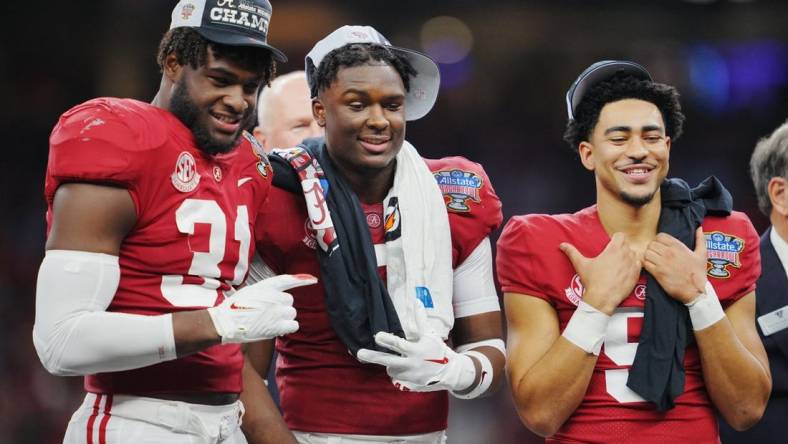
[383,141,454,340]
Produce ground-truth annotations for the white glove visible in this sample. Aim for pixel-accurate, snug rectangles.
[208,274,317,344]
[357,308,475,392]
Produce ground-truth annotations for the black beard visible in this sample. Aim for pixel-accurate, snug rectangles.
[619,178,664,207]
[619,190,657,207]
[169,80,255,155]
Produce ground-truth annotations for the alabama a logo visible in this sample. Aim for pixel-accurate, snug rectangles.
[434,169,483,212]
[564,274,584,306]
[171,152,200,193]
[705,231,744,278]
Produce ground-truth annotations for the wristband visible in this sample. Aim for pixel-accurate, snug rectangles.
[451,350,494,400]
[562,301,610,355]
[685,281,725,331]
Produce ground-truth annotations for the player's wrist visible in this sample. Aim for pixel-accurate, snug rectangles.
[685,281,724,331]
[580,290,618,316]
[562,300,611,355]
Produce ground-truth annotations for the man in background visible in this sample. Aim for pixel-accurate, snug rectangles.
[253,71,322,153]
[721,120,788,442]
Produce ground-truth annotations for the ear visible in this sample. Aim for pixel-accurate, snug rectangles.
[768,177,788,217]
[312,98,326,127]
[578,141,595,171]
[162,53,183,82]
[312,97,326,128]
[252,127,269,152]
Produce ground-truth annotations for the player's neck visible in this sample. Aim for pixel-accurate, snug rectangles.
[597,189,661,253]
[151,80,172,111]
[332,158,396,205]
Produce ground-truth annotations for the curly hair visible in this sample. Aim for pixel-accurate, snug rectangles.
[156,28,276,84]
[310,43,417,97]
[563,74,685,151]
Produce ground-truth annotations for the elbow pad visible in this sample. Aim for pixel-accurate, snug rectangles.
[33,250,176,376]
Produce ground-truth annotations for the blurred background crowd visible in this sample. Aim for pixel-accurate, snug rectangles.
[2,0,787,442]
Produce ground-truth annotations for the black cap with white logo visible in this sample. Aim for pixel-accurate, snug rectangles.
[170,0,287,62]
[565,60,651,121]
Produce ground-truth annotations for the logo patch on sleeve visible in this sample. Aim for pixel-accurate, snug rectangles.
[705,231,744,278]
[244,132,271,179]
[564,274,585,306]
[433,169,482,212]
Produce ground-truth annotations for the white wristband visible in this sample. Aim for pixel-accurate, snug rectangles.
[685,281,725,331]
[451,350,494,400]
[562,301,610,355]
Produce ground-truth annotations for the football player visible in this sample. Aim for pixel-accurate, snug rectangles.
[498,60,771,443]
[241,26,506,444]
[33,1,312,443]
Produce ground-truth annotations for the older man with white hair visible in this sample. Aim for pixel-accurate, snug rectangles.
[253,70,322,152]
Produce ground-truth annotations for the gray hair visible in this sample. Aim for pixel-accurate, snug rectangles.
[750,120,788,216]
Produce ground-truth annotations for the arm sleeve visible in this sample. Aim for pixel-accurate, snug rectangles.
[429,157,503,266]
[496,216,551,302]
[705,212,761,308]
[453,237,501,318]
[33,250,177,376]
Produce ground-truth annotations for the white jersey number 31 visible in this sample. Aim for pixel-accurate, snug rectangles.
[160,199,250,307]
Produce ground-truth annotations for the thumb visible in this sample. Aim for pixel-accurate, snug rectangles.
[253,273,318,292]
[560,242,586,268]
[694,227,707,258]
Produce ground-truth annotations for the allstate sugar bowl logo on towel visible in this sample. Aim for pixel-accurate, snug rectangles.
[434,169,482,212]
[705,231,744,278]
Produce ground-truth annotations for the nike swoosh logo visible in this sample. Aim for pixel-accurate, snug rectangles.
[229,303,250,310]
[237,177,253,187]
[425,357,449,364]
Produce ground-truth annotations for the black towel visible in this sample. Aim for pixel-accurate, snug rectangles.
[269,137,404,355]
[626,176,732,410]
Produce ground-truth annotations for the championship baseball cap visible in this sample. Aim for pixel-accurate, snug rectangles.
[305,25,440,121]
[566,60,652,121]
[169,0,287,62]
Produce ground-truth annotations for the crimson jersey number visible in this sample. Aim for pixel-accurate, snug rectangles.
[603,308,647,403]
[160,199,250,307]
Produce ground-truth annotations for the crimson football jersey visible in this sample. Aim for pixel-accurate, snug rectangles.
[496,205,760,443]
[45,98,273,395]
[254,156,502,435]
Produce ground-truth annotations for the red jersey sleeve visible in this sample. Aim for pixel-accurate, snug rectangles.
[702,210,761,307]
[496,215,555,302]
[254,186,307,275]
[426,156,503,266]
[46,98,162,211]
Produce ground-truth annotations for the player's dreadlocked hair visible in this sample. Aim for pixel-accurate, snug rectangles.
[156,28,276,84]
[310,43,417,97]
[563,74,685,151]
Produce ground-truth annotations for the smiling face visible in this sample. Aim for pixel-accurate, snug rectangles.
[312,62,407,179]
[168,47,263,155]
[579,98,671,207]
